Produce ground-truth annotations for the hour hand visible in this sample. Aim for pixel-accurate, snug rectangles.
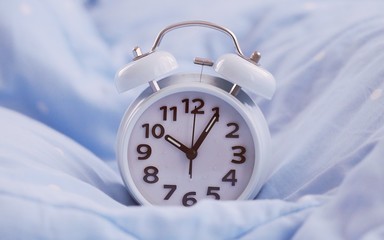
[165,135,196,160]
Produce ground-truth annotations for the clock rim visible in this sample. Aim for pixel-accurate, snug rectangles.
[116,74,271,206]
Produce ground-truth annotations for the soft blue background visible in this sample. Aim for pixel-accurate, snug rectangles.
[0,0,383,239]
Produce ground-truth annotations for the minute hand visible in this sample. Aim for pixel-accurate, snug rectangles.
[192,112,219,151]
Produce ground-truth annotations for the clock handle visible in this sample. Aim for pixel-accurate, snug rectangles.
[151,20,261,64]
[115,21,276,98]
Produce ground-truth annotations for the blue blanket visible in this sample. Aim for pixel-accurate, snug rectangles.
[1,0,384,239]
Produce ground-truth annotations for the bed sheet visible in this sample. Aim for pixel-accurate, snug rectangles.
[1,0,384,239]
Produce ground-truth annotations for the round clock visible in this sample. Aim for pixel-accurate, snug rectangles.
[115,21,276,206]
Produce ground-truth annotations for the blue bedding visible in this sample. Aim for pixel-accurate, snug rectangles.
[1,0,384,239]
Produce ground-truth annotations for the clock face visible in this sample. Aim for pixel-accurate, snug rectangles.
[121,85,257,206]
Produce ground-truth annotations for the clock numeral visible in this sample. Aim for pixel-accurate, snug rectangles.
[212,107,220,121]
[142,123,165,139]
[136,144,152,160]
[163,186,220,202]
[160,106,177,121]
[222,169,237,186]
[231,146,246,164]
[182,98,205,114]
[143,166,159,184]
[207,186,220,200]
[182,191,197,207]
[212,107,219,114]
[226,122,239,138]
[163,184,177,200]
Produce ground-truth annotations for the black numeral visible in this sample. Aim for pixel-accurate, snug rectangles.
[222,169,237,186]
[136,144,152,160]
[226,123,239,138]
[207,186,220,200]
[182,98,205,114]
[160,106,177,121]
[212,107,220,122]
[212,107,220,115]
[142,123,165,139]
[143,166,159,184]
[231,146,246,164]
[182,191,197,207]
[163,184,177,200]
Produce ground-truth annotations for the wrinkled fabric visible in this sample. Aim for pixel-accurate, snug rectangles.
[0,0,384,239]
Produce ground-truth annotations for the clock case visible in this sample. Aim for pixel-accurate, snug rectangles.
[115,21,277,205]
[116,72,274,204]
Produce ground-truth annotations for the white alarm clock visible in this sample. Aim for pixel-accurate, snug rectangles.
[115,21,276,206]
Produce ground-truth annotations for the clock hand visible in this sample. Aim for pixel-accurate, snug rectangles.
[192,110,219,152]
[189,108,198,179]
[191,108,197,148]
[164,135,197,160]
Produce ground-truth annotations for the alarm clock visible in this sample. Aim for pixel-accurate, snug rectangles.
[115,21,276,206]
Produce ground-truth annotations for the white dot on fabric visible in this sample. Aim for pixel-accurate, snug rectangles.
[19,2,32,15]
[48,184,61,191]
[370,88,382,101]
[303,2,318,11]
[54,147,65,156]
[36,101,49,114]
[313,51,326,61]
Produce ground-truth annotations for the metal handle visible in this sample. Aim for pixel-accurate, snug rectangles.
[151,20,247,58]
